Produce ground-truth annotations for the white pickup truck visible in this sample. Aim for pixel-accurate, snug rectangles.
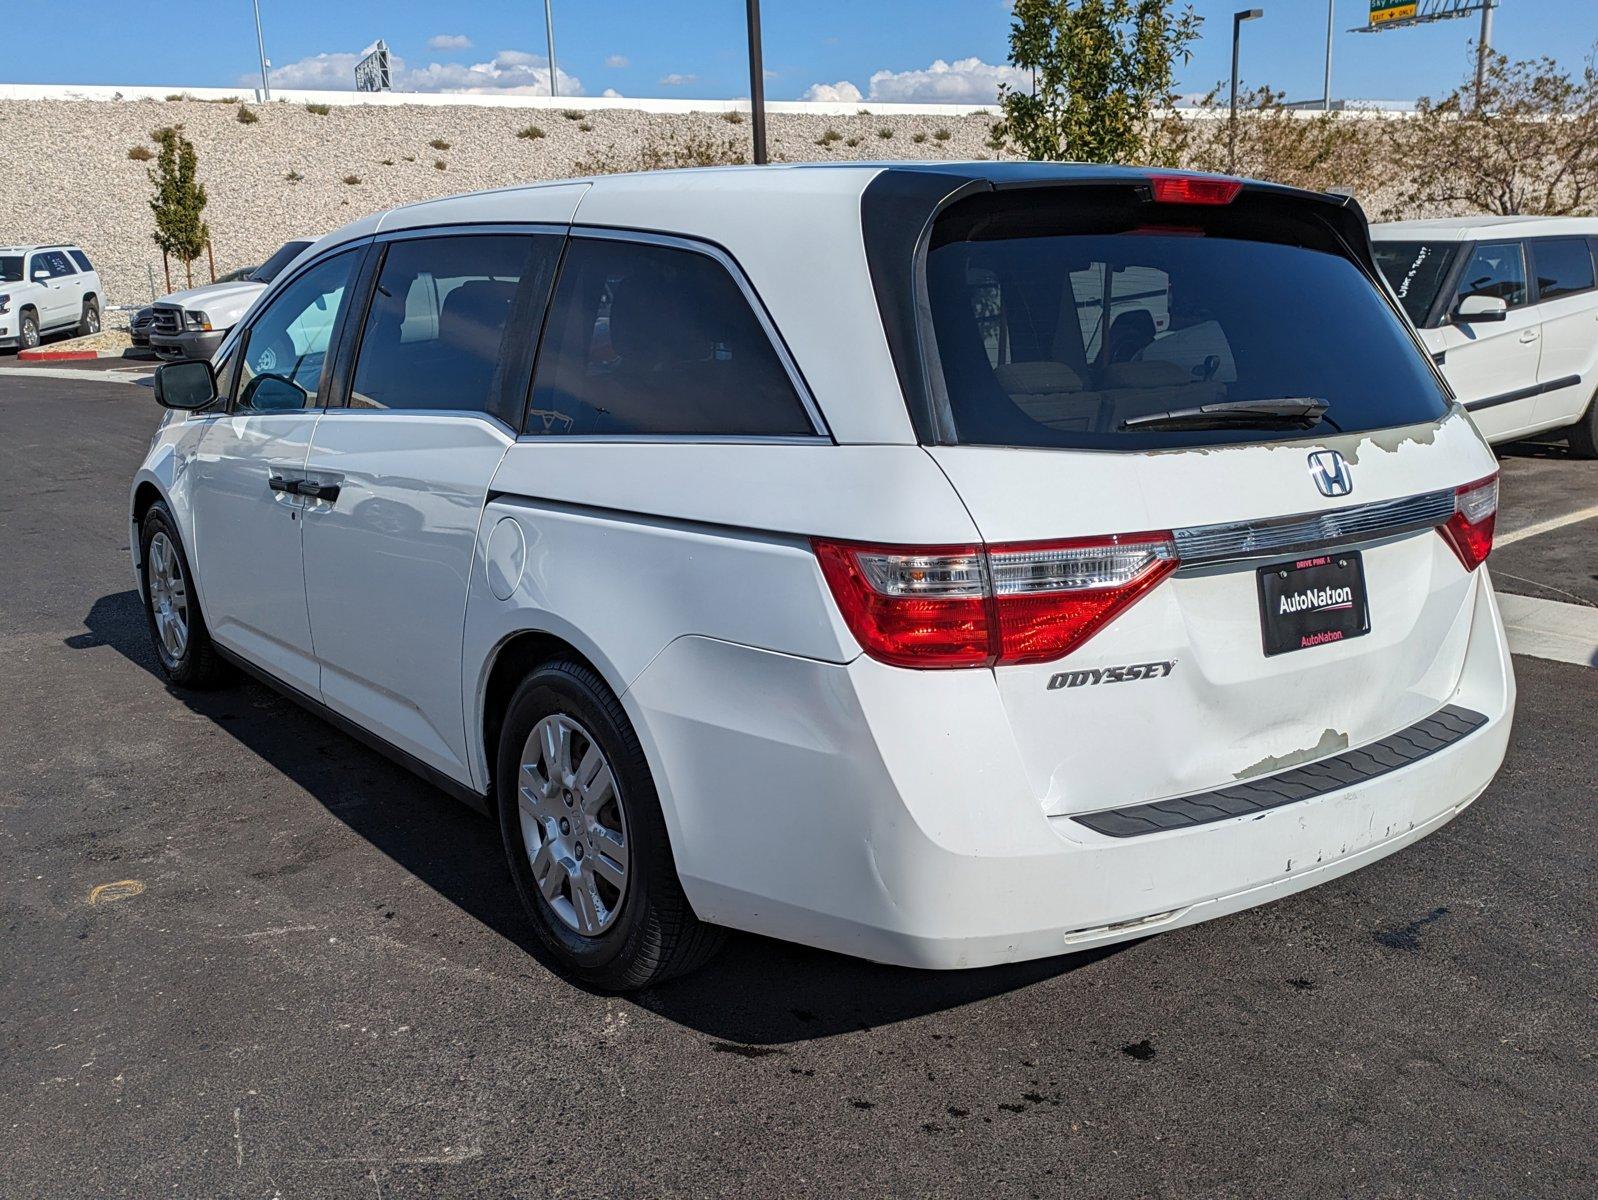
[148,239,313,361]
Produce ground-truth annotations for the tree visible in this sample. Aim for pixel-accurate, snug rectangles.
[148,125,211,289]
[994,0,1201,165]
[1176,85,1379,195]
[1386,48,1598,218]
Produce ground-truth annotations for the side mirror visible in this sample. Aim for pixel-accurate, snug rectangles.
[1454,294,1509,324]
[239,373,308,413]
[153,360,218,410]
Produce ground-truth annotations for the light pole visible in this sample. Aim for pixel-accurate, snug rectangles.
[251,0,271,102]
[544,0,558,98]
[745,0,768,164]
[1473,0,1495,109]
[1322,0,1334,111]
[1229,8,1263,174]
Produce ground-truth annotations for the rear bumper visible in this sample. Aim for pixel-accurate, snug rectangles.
[628,573,1514,970]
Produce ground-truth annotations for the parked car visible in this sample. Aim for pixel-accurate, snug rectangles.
[149,239,315,361]
[130,306,155,348]
[131,166,1514,990]
[1372,217,1598,456]
[0,243,103,351]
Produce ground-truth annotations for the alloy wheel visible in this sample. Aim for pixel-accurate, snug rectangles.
[517,713,630,936]
[147,531,190,663]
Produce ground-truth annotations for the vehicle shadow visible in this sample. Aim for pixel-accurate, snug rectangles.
[74,588,1120,1044]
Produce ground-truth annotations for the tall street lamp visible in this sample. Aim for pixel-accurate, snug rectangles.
[1229,8,1264,174]
[252,0,271,102]
[746,0,768,164]
[545,0,559,98]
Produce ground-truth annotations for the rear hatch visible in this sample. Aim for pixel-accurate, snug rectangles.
[910,178,1499,817]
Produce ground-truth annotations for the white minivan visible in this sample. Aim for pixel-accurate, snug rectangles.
[132,165,1515,989]
[1372,217,1598,455]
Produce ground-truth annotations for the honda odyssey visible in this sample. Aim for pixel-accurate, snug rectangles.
[132,164,1515,989]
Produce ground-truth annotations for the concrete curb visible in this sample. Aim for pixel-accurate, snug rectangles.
[16,348,103,362]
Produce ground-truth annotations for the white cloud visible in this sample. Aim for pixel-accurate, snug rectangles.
[601,87,623,98]
[259,47,582,95]
[800,80,863,103]
[658,73,697,87]
[605,54,629,69]
[427,34,472,51]
[801,57,1027,106]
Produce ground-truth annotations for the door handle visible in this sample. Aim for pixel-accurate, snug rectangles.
[268,476,294,493]
[296,480,341,503]
[1518,329,1539,343]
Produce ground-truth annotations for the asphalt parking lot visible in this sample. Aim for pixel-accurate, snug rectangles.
[2,367,1594,1198]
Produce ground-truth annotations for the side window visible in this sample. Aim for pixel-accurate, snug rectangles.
[526,238,814,438]
[68,249,94,273]
[30,252,73,281]
[1455,241,1528,310]
[348,234,557,423]
[235,250,357,413]
[1529,238,1596,304]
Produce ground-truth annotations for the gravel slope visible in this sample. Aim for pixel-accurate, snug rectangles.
[0,99,1003,306]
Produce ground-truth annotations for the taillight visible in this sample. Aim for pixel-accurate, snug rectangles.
[1149,174,1243,205]
[1437,473,1498,573]
[813,532,1178,669]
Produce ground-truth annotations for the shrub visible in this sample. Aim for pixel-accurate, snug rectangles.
[578,121,593,132]
[721,110,745,124]
[816,128,843,146]
[562,110,582,120]
[305,103,332,116]
[517,124,546,140]
[164,94,185,102]
[845,136,861,147]
[236,106,259,125]
[911,132,928,144]
[342,174,361,185]
[403,154,415,162]
[433,159,447,171]
[380,158,395,166]
[933,128,951,142]
[127,145,153,161]
[876,127,894,140]
[429,138,451,151]
[285,169,304,181]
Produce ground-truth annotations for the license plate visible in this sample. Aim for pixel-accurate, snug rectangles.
[1257,551,1370,656]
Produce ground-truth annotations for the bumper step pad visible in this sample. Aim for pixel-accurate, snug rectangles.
[1072,705,1489,839]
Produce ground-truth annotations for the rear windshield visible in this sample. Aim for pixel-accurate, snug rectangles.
[923,193,1450,451]
[1373,240,1458,325]
[0,256,21,284]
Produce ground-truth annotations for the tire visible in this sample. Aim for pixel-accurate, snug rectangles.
[1566,388,1598,459]
[79,297,101,338]
[18,309,39,350]
[496,659,725,990]
[138,501,230,688]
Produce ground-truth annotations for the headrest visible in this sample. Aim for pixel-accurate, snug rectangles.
[438,280,516,356]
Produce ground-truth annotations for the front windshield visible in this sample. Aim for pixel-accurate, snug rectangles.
[0,256,22,284]
[250,240,314,284]
[1373,241,1458,326]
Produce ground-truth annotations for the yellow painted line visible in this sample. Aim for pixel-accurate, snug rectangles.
[1497,504,1598,548]
[87,879,145,905]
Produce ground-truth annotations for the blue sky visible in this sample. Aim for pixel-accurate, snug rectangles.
[3,1,1593,104]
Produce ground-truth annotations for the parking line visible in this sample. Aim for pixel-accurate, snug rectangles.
[1497,504,1598,547]
[1495,592,1598,668]
[0,366,151,384]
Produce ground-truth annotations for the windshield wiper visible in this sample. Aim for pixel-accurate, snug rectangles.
[1120,397,1329,432]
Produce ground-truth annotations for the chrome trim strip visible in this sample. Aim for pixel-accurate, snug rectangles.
[1173,487,1456,567]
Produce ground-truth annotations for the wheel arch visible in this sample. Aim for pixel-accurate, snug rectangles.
[478,628,618,803]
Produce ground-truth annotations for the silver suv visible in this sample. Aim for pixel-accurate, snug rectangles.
[0,244,104,351]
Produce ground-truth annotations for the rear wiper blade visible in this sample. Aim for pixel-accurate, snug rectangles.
[1120,397,1329,431]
